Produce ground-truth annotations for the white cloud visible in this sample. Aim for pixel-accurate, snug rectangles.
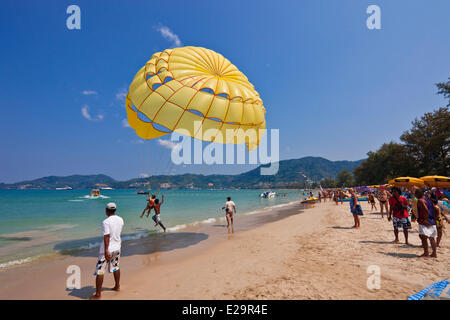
[81,105,104,121]
[158,139,181,151]
[122,118,131,128]
[82,90,98,95]
[155,25,182,48]
[140,173,150,178]
[116,88,127,101]
[131,139,144,144]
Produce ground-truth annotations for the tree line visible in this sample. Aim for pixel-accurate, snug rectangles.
[321,78,450,188]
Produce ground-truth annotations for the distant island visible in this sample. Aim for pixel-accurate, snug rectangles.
[0,157,362,190]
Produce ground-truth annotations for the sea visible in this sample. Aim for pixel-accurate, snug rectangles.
[0,189,311,269]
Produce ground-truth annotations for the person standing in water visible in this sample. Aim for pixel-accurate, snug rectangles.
[152,195,166,232]
[222,197,237,233]
[91,202,124,300]
[140,194,156,218]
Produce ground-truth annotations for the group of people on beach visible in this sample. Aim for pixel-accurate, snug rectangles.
[318,186,450,259]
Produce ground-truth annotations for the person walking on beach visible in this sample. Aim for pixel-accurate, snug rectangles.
[339,190,344,205]
[152,195,166,232]
[377,188,390,219]
[368,192,377,211]
[91,202,124,300]
[349,188,362,229]
[388,187,411,245]
[222,197,237,233]
[333,191,339,205]
[415,189,437,258]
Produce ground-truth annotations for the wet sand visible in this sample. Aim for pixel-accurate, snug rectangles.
[0,199,449,299]
[0,201,304,299]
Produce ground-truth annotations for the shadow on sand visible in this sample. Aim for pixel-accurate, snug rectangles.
[54,232,209,258]
[329,226,355,230]
[380,252,419,259]
[360,240,393,244]
[67,286,96,299]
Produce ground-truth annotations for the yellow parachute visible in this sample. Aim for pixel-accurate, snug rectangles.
[125,46,266,151]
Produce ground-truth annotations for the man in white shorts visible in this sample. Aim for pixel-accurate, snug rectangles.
[415,189,437,258]
[90,202,124,299]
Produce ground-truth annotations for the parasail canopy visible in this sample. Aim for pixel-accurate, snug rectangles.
[125,46,266,151]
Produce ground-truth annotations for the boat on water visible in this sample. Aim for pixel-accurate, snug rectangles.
[55,186,72,190]
[136,189,150,195]
[82,189,109,200]
[90,189,101,197]
[260,191,276,199]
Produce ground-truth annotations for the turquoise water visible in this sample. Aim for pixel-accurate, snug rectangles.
[0,189,304,268]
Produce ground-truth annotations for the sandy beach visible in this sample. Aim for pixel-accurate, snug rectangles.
[0,199,448,300]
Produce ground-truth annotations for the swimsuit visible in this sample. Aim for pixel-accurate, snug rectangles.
[350,197,363,215]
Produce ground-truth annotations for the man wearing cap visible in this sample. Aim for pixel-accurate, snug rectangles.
[90,202,124,300]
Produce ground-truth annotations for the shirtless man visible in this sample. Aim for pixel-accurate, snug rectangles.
[416,189,437,258]
[222,197,237,233]
[377,188,391,219]
[140,194,156,218]
[152,195,166,232]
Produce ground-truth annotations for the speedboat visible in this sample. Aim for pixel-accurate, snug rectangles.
[260,191,276,199]
[56,186,72,190]
[91,189,100,197]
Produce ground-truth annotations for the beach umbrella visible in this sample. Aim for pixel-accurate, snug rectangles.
[388,177,425,187]
[125,46,266,151]
[420,176,450,188]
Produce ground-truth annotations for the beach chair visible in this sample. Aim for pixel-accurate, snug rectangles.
[407,280,450,300]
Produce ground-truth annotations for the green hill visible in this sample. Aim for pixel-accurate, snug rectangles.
[0,157,362,190]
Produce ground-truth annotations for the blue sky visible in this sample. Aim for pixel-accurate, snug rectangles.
[1,0,449,183]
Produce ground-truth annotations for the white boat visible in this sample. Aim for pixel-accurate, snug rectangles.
[260,191,276,199]
[56,186,72,190]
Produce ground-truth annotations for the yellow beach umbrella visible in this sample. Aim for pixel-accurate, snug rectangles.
[388,177,425,187]
[420,176,450,188]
